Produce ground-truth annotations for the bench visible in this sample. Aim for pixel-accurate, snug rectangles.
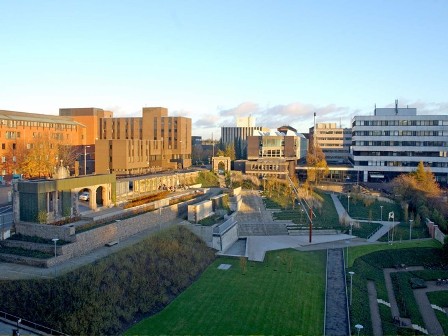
[106,240,119,247]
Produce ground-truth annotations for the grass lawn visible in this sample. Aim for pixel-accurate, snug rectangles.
[125,249,326,335]
[339,194,402,222]
[347,239,441,267]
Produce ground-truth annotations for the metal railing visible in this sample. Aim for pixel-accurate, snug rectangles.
[0,310,69,336]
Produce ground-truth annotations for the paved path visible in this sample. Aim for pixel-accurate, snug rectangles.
[331,194,399,242]
[325,249,350,336]
[367,281,383,336]
[413,281,445,335]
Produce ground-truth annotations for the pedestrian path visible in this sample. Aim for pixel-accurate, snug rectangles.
[324,248,350,336]
[330,194,399,242]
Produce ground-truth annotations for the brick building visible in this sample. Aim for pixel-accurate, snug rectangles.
[95,107,192,175]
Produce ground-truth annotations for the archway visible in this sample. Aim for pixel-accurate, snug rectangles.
[212,156,231,174]
[96,186,104,206]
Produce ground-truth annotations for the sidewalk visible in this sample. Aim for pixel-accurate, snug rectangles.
[0,217,187,280]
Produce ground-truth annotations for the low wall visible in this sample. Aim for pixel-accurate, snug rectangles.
[188,200,213,223]
[6,190,215,268]
[185,224,214,247]
[212,215,238,252]
[229,194,242,211]
[426,218,445,244]
[15,223,76,242]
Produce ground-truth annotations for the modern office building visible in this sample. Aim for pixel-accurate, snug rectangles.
[352,102,448,183]
[309,122,352,164]
[95,107,192,175]
[221,116,269,160]
[244,128,308,179]
[0,109,86,177]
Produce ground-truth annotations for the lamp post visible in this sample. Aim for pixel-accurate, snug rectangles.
[347,194,350,214]
[380,205,383,221]
[84,145,90,175]
[348,271,355,305]
[52,238,59,258]
[409,219,413,240]
[355,324,363,336]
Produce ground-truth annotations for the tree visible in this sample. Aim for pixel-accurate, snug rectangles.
[306,141,329,184]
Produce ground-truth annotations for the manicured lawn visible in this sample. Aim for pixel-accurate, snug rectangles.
[348,240,444,335]
[125,249,326,335]
[347,239,441,267]
[339,194,402,222]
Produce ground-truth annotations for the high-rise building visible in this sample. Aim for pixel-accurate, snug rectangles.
[95,107,191,175]
[221,116,268,159]
[309,122,352,164]
[352,102,448,183]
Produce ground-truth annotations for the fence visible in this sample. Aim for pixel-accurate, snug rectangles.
[0,310,68,335]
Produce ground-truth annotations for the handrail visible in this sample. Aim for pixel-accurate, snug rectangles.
[0,310,69,336]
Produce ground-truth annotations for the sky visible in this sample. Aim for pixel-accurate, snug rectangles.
[1,0,448,138]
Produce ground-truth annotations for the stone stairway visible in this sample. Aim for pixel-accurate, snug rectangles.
[238,222,289,236]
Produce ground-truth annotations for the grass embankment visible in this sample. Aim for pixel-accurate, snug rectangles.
[0,226,215,335]
[348,240,445,335]
[126,249,326,336]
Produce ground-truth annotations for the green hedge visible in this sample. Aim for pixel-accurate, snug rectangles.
[0,226,215,335]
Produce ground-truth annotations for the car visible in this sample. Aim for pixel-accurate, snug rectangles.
[79,191,90,201]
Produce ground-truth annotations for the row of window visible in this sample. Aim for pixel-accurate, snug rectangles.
[353,141,447,147]
[353,120,447,127]
[356,161,448,168]
[0,120,78,130]
[354,131,446,137]
[353,151,446,158]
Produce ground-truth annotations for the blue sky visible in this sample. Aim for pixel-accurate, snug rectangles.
[1,0,447,137]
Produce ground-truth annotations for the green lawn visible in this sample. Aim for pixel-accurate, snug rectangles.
[347,239,441,267]
[125,249,326,335]
[339,194,402,222]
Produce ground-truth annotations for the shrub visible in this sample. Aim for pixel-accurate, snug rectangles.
[0,226,215,335]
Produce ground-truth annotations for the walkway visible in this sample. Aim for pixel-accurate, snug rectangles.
[325,249,350,336]
[367,281,383,336]
[330,194,399,242]
[413,281,444,335]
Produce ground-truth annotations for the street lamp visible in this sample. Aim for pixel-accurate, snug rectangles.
[84,145,90,175]
[355,324,363,336]
[52,238,59,258]
[409,219,413,240]
[348,271,355,305]
[380,205,383,221]
[347,194,350,214]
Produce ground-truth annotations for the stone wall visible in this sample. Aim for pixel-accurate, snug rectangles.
[15,222,76,242]
[188,200,213,223]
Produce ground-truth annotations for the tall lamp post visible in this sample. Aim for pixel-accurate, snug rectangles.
[355,324,363,336]
[84,145,90,175]
[348,271,355,305]
[409,219,413,240]
[380,205,383,221]
[347,194,350,214]
[52,238,59,258]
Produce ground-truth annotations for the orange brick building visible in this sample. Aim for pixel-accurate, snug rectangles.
[95,107,192,175]
[0,109,86,177]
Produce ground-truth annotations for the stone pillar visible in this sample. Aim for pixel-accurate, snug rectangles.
[90,188,97,210]
[12,181,20,224]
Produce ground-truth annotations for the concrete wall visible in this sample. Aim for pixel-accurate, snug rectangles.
[188,200,213,223]
[15,222,76,242]
[212,216,238,251]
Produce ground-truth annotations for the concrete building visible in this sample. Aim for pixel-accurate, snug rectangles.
[352,102,448,183]
[309,122,352,164]
[245,128,308,178]
[221,116,269,160]
[95,107,192,175]
[0,109,87,178]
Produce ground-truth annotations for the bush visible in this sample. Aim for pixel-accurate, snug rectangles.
[0,226,215,335]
